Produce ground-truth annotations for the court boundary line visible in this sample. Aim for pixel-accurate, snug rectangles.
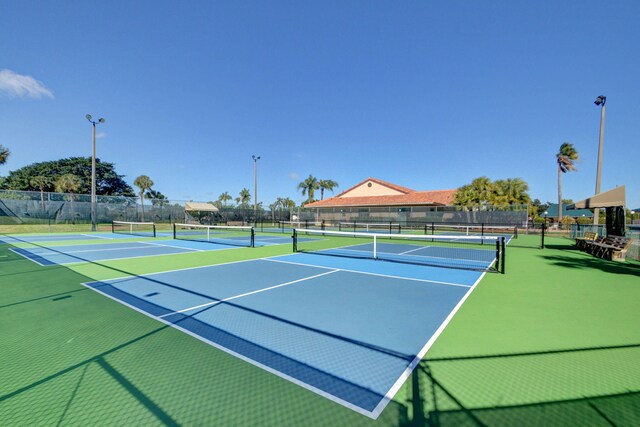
[12,245,224,266]
[79,254,485,419]
[264,257,472,288]
[24,243,202,255]
[369,270,488,418]
[79,279,380,419]
[8,247,48,266]
[158,269,340,318]
[80,233,113,240]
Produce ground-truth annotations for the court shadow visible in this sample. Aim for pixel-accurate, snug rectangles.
[0,240,415,425]
[409,344,640,426]
[539,249,640,277]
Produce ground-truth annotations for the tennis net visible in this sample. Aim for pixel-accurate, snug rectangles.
[112,220,157,237]
[338,222,401,234]
[293,229,505,273]
[429,224,517,238]
[173,223,255,247]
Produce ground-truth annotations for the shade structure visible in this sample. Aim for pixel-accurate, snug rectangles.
[184,202,219,212]
[567,186,626,210]
[545,204,593,218]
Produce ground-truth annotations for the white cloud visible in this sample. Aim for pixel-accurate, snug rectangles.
[95,132,107,139]
[0,69,54,99]
[288,172,300,180]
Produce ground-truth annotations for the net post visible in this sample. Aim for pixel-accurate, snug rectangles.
[173,223,177,240]
[321,219,325,231]
[111,221,115,234]
[292,229,298,252]
[152,223,157,238]
[481,223,484,237]
[373,235,377,259]
[500,236,506,273]
[541,222,546,249]
[250,228,255,248]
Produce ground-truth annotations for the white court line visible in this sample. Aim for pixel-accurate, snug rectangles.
[80,234,113,240]
[27,244,194,255]
[398,246,429,255]
[8,247,48,266]
[79,279,379,418]
[264,257,471,288]
[85,257,265,283]
[158,269,340,318]
[138,241,203,252]
[369,270,488,419]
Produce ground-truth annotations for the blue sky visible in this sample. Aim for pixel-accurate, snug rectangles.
[1,1,638,209]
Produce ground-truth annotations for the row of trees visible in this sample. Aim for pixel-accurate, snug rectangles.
[208,174,339,211]
[451,142,580,223]
[0,144,582,222]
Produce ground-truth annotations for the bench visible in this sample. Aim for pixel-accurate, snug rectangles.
[584,235,633,261]
[575,231,598,251]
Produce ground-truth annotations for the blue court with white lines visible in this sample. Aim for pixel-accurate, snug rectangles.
[82,251,486,418]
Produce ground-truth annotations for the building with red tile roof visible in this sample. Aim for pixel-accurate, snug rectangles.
[304,177,457,209]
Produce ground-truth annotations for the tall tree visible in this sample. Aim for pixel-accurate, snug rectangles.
[55,174,82,218]
[54,173,82,195]
[2,157,134,196]
[134,175,154,221]
[556,142,579,223]
[218,191,232,207]
[235,188,251,207]
[453,176,530,208]
[0,144,9,166]
[145,189,168,206]
[494,178,531,205]
[297,175,320,204]
[30,175,52,210]
[319,179,339,200]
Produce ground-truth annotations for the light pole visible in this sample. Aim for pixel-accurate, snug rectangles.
[593,95,606,225]
[86,114,105,232]
[252,155,261,224]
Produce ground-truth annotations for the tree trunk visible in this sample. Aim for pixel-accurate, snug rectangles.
[557,166,563,224]
[140,193,145,221]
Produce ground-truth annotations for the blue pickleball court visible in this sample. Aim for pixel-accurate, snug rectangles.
[83,252,486,418]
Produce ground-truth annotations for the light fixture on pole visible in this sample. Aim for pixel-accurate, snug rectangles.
[593,95,606,225]
[86,114,105,232]
[252,155,261,224]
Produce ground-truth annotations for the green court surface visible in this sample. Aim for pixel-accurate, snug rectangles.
[1,233,639,426]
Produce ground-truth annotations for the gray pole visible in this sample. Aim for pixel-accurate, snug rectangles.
[594,97,606,225]
[86,114,104,232]
[91,122,97,231]
[253,155,260,224]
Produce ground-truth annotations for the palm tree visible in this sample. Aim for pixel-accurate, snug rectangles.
[54,173,81,196]
[218,192,232,207]
[145,189,168,206]
[55,173,82,221]
[556,142,579,223]
[319,179,339,200]
[0,145,9,166]
[235,188,251,207]
[30,175,51,210]
[494,178,531,205]
[134,175,154,221]
[297,175,320,204]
